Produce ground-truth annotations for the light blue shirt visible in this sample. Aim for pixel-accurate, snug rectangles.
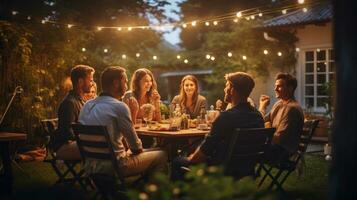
[79,95,143,159]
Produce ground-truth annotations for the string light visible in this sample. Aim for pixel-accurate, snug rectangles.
[176,55,181,59]
[184,59,189,64]
[81,48,86,52]
[41,20,46,24]
[210,56,215,61]
[205,22,210,26]
[153,55,157,60]
[282,9,287,14]
[182,24,187,28]
[12,11,18,15]
[27,16,31,20]
[67,24,73,28]
[103,49,108,53]
[259,13,263,17]
[191,21,197,26]
[233,18,239,23]
[317,48,321,52]
[263,50,269,55]
[245,17,250,21]
[213,21,218,26]
[295,47,300,52]
[117,27,122,31]
[236,11,242,18]
[277,52,282,56]
[302,7,308,12]
[206,54,211,59]
[242,55,247,60]
[136,53,140,58]
[97,27,102,31]
[128,27,132,31]
[250,15,255,20]
[298,0,305,4]
[122,54,127,59]
[227,52,233,57]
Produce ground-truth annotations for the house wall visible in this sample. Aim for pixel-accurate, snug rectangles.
[252,22,333,111]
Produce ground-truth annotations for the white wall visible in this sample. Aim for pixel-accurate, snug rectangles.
[252,22,333,110]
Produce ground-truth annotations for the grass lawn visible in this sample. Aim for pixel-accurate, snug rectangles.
[4,154,329,199]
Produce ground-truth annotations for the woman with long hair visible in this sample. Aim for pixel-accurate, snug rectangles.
[123,68,161,122]
[171,75,206,119]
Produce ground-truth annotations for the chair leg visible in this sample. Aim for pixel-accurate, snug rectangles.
[258,165,273,187]
[268,169,283,189]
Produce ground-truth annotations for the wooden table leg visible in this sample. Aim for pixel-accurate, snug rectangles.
[0,141,12,196]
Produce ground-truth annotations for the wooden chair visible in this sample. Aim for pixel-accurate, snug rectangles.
[40,119,86,188]
[257,119,320,193]
[224,128,276,179]
[72,124,142,199]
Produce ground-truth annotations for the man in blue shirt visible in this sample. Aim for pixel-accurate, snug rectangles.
[79,66,167,178]
[171,72,264,180]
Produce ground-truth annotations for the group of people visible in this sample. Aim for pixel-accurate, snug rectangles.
[53,64,304,181]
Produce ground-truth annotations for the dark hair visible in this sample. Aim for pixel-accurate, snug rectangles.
[275,73,297,92]
[130,68,158,100]
[225,72,255,98]
[70,65,95,87]
[178,75,199,109]
[101,66,126,92]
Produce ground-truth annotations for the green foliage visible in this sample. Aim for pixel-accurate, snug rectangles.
[128,165,277,200]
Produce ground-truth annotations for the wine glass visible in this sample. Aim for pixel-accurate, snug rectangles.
[141,104,154,127]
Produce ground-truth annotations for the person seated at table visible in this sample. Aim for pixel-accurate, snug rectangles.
[79,66,167,179]
[171,75,207,119]
[259,73,304,164]
[171,72,264,180]
[83,81,97,102]
[54,65,95,160]
[123,68,161,123]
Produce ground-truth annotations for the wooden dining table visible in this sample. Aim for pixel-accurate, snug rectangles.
[136,125,210,159]
[0,132,27,196]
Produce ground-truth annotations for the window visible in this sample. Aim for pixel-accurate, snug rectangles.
[303,48,335,111]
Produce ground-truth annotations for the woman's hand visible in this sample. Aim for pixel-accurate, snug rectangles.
[151,90,161,102]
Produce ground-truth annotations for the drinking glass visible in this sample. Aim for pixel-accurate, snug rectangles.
[141,104,154,127]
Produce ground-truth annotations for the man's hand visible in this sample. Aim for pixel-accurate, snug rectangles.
[259,95,270,111]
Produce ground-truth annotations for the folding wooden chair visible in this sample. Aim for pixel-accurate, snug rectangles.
[224,128,275,180]
[72,124,143,199]
[257,119,320,193]
[40,119,86,188]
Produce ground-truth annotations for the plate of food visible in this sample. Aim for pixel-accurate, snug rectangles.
[148,124,171,131]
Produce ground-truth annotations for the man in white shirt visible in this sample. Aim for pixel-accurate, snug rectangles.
[79,66,167,178]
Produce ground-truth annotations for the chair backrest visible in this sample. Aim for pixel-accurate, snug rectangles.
[225,127,275,178]
[40,118,58,154]
[71,124,122,178]
[291,119,320,164]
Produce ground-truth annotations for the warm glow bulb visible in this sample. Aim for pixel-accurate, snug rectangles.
[259,13,263,17]
[128,27,132,31]
[298,0,305,4]
[205,22,210,26]
[104,49,108,53]
[250,15,255,20]
[191,21,197,26]
[122,54,127,59]
[233,18,238,23]
[153,55,157,60]
[213,21,218,26]
[227,52,233,57]
[81,48,86,52]
[264,50,269,55]
[117,27,122,31]
[136,53,140,57]
[97,27,102,31]
[210,56,215,61]
[295,47,300,52]
[67,24,73,28]
[41,20,46,24]
[184,59,188,63]
[242,55,247,60]
[277,52,282,56]
[303,8,308,12]
[236,11,242,18]
[182,24,187,28]
[206,54,211,59]
[177,55,181,59]
[282,9,287,14]
[317,48,321,52]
